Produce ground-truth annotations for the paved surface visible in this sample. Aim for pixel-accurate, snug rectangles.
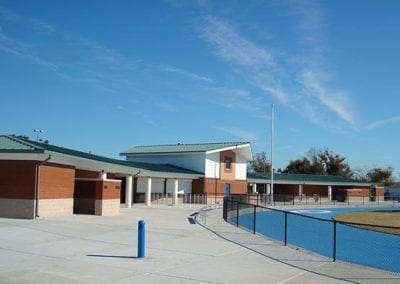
[0,205,399,283]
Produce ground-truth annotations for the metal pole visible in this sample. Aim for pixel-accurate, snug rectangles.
[236,201,239,227]
[333,220,337,261]
[284,212,288,246]
[138,220,146,258]
[253,205,257,234]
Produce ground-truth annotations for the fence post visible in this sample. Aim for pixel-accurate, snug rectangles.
[284,212,288,246]
[253,205,256,234]
[333,220,337,262]
[236,201,239,227]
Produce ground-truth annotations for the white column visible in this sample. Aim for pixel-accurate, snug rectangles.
[100,171,107,180]
[172,179,178,205]
[145,177,152,206]
[125,175,133,208]
[298,184,303,196]
[252,183,257,194]
[266,183,271,195]
[328,185,332,201]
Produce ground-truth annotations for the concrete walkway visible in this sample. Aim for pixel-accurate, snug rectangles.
[0,205,398,283]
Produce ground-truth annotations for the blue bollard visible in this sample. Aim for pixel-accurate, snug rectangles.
[137,220,145,258]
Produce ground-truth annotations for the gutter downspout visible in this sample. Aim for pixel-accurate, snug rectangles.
[34,154,52,219]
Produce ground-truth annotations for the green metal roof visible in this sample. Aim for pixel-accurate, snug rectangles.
[0,135,45,153]
[247,171,371,185]
[0,135,202,175]
[121,142,250,155]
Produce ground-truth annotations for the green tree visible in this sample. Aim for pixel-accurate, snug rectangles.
[284,148,353,177]
[367,167,394,186]
[250,152,271,173]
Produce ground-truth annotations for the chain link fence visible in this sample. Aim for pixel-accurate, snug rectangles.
[223,198,400,273]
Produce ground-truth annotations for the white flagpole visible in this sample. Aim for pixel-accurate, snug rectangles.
[270,104,274,204]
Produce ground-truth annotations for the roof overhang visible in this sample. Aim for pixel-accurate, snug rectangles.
[206,143,252,160]
[0,152,203,180]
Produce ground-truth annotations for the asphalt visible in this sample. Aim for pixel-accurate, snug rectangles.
[0,204,399,283]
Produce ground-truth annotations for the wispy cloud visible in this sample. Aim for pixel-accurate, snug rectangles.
[199,15,274,68]
[0,5,213,95]
[363,116,400,130]
[215,126,259,142]
[160,65,213,83]
[206,87,264,114]
[198,3,357,129]
[300,70,355,126]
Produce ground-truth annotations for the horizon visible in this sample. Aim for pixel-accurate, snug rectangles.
[1,1,399,178]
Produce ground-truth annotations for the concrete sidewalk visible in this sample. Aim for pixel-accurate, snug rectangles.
[0,205,398,283]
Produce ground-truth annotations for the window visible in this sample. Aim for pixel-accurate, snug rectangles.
[224,157,232,171]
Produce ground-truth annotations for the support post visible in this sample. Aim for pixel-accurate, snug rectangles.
[173,179,178,205]
[252,183,257,194]
[328,185,332,201]
[145,177,152,206]
[125,175,133,208]
[100,171,107,180]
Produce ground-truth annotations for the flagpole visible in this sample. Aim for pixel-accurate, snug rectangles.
[270,104,274,204]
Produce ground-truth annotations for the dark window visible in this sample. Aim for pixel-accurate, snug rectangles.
[225,157,232,171]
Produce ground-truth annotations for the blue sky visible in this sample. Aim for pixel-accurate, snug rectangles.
[1,0,399,177]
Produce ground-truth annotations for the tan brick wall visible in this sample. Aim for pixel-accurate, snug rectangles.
[39,164,75,199]
[38,198,73,218]
[0,198,35,219]
[0,160,36,199]
[220,150,236,180]
[94,199,120,216]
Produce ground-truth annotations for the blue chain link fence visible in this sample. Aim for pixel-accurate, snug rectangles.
[223,198,400,273]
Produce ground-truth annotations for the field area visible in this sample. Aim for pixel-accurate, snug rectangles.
[333,211,400,235]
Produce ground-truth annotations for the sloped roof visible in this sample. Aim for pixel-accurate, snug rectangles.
[120,142,250,155]
[0,135,202,176]
[247,171,371,186]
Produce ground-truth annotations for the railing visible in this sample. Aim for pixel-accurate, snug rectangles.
[223,198,400,273]
[229,193,400,206]
[133,193,208,205]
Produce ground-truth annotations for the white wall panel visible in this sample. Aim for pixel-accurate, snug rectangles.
[205,152,220,179]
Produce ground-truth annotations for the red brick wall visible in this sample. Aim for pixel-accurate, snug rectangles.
[39,164,75,199]
[192,178,204,194]
[97,180,121,200]
[75,169,100,179]
[0,160,36,199]
[202,178,247,195]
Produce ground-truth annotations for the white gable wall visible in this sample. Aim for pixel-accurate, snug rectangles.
[235,154,248,180]
[205,152,220,179]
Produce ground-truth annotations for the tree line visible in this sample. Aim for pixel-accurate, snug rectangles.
[250,148,396,186]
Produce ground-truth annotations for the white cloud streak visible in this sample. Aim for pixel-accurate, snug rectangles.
[363,116,400,130]
[215,126,259,142]
[198,4,357,129]
[0,5,213,95]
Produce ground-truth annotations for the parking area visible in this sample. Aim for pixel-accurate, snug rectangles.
[0,205,399,283]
